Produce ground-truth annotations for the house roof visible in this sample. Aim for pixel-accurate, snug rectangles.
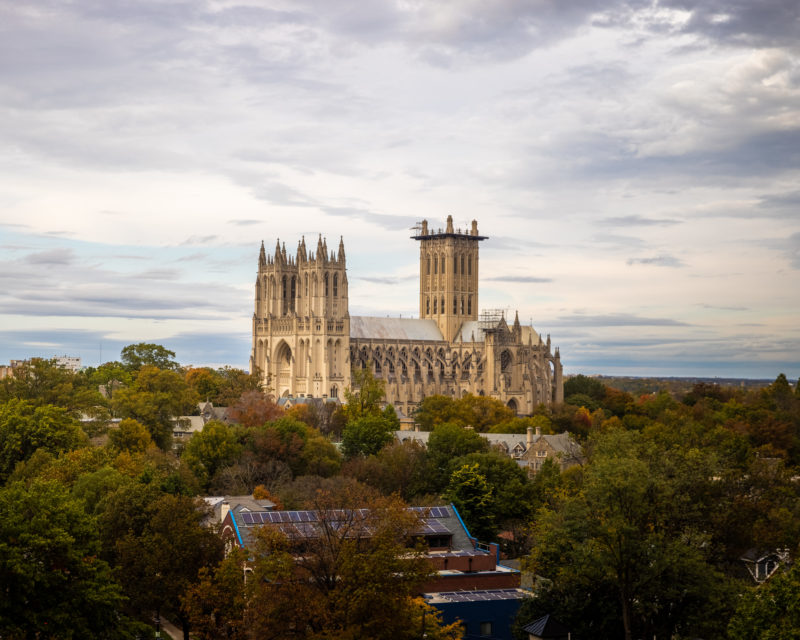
[229,504,478,553]
[395,430,581,459]
[424,588,530,604]
[350,316,444,341]
[522,614,571,638]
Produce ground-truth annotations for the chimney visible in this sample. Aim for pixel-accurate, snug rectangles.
[527,426,533,449]
[536,426,542,437]
[220,500,230,523]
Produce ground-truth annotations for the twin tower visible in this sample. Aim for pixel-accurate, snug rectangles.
[251,216,563,413]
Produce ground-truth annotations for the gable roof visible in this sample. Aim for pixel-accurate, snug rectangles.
[350,316,444,341]
[522,614,571,638]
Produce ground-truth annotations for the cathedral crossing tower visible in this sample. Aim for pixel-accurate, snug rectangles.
[413,215,486,343]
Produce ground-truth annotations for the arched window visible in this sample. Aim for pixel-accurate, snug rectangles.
[426,297,430,314]
[434,255,438,274]
[324,272,329,296]
[333,273,338,297]
[433,298,437,314]
[461,255,465,274]
[440,256,445,273]
[468,295,472,315]
[426,256,430,275]
[460,296,465,314]
[468,256,472,275]
[304,273,309,297]
[453,296,457,314]
[441,297,445,314]
[453,255,458,274]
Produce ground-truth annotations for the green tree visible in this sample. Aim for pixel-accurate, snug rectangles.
[344,367,386,421]
[728,562,800,638]
[425,422,489,491]
[113,493,224,640]
[414,395,458,430]
[526,429,735,640]
[112,365,198,449]
[563,374,607,401]
[445,462,496,542]
[0,399,88,482]
[0,358,106,417]
[0,479,125,638]
[120,342,180,371]
[342,414,397,458]
[182,420,242,488]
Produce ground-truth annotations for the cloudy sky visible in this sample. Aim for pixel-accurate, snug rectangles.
[1,0,799,379]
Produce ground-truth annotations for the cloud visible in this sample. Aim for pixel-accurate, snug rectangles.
[180,235,219,246]
[228,219,263,226]
[557,313,689,327]
[485,276,553,283]
[599,215,682,226]
[627,255,686,267]
[24,248,75,265]
[358,275,416,285]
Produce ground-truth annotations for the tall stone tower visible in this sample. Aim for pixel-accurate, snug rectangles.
[413,215,486,342]
[251,235,350,400]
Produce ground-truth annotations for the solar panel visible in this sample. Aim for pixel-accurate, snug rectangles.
[241,512,254,525]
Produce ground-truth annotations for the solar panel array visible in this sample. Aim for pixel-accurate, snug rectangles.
[239,509,374,527]
[436,589,524,603]
[409,506,450,518]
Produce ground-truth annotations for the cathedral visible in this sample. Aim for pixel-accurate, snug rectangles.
[250,216,563,416]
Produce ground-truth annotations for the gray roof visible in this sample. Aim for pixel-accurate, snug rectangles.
[350,316,444,341]
[395,430,581,459]
[455,320,486,343]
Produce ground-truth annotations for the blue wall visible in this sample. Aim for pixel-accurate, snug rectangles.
[431,597,523,640]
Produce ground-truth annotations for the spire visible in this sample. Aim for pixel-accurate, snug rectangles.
[274,238,282,264]
[322,237,328,260]
[338,236,345,262]
[316,234,324,260]
[446,215,454,233]
[299,236,307,262]
[282,242,287,262]
[259,241,266,268]
[513,310,520,329]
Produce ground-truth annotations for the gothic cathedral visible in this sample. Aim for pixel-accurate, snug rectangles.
[251,216,563,415]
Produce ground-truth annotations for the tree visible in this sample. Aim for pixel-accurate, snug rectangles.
[0,358,106,417]
[107,417,153,454]
[182,420,242,488]
[113,493,225,640]
[0,399,88,482]
[120,342,180,371]
[112,365,198,449]
[445,463,496,542]
[244,491,458,640]
[414,395,458,430]
[0,479,125,638]
[425,422,489,492]
[728,562,800,638]
[341,414,396,458]
[344,367,386,421]
[563,374,607,401]
[526,429,736,640]
[182,549,250,640]
[227,390,283,427]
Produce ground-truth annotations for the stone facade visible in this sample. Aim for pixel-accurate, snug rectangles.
[250,216,563,415]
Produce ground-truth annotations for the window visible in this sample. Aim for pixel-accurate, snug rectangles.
[453,255,458,273]
[468,295,472,315]
[453,296,457,314]
[461,254,465,274]
[324,272,329,296]
[426,256,430,275]
[441,297,445,314]
[426,297,430,314]
[333,273,338,297]
[434,255,438,274]
[537,450,547,457]
[468,256,472,275]
[460,296,465,314]
[441,256,445,273]
[479,621,492,637]
[433,298,437,314]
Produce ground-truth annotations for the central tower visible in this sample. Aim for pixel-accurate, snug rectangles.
[413,215,487,342]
